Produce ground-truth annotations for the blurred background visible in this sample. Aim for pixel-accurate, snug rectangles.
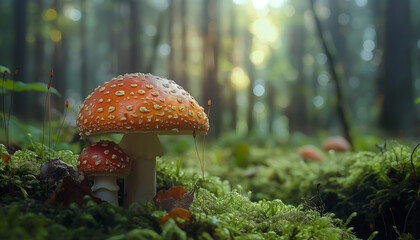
[0,0,419,148]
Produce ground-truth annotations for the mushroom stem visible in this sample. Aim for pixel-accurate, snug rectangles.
[91,176,119,205]
[119,132,163,207]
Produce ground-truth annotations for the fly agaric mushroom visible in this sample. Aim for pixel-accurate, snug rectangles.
[76,73,209,206]
[77,140,130,204]
[322,136,351,152]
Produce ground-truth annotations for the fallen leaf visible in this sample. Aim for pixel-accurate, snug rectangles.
[155,186,194,212]
[45,176,102,206]
[160,208,191,227]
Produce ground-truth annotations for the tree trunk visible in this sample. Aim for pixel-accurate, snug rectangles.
[379,0,413,135]
[13,0,28,118]
[80,0,89,98]
[147,12,167,74]
[33,0,44,120]
[244,30,255,136]
[284,24,309,134]
[168,0,176,80]
[129,0,142,72]
[310,0,353,147]
[202,0,221,137]
[227,3,238,131]
[52,0,66,113]
[180,0,189,90]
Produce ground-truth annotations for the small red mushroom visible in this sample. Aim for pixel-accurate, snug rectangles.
[322,136,351,152]
[77,140,131,204]
[298,145,323,161]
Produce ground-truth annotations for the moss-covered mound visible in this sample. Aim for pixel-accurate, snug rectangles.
[0,143,357,240]
[172,141,419,239]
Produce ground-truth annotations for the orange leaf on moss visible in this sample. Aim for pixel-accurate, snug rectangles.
[160,208,191,227]
[157,186,188,201]
[1,154,10,163]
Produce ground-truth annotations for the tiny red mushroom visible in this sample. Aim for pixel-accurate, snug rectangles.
[76,73,209,206]
[322,136,351,152]
[298,145,323,161]
[77,140,130,204]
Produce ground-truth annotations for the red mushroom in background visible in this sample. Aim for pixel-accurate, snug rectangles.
[77,140,130,205]
[298,145,323,161]
[322,136,351,152]
[76,73,209,207]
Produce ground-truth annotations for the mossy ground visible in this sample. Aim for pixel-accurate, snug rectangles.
[0,140,359,240]
[1,135,419,239]
[165,137,419,240]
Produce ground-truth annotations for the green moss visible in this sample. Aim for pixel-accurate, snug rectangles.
[172,141,419,239]
[0,143,358,240]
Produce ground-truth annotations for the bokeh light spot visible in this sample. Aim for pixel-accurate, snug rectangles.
[363,39,375,51]
[231,67,250,90]
[312,96,324,108]
[338,13,349,25]
[355,0,368,7]
[250,50,265,65]
[50,30,62,42]
[360,49,373,61]
[44,8,57,21]
[159,44,171,56]
[253,84,265,96]
[317,73,329,86]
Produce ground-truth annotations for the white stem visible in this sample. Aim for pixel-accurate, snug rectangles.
[91,176,119,205]
[119,132,163,207]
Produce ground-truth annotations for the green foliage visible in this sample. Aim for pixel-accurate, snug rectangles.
[0,65,10,74]
[0,78,61,96]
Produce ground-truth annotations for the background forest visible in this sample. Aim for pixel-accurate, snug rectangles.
[0,0,419,146]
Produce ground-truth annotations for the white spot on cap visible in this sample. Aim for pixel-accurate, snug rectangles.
[146,84,154,89]
[138,90,146,95]
[99,87,105,92]
[108,106,115,113]
[153,104,162,110]
[115,90,125,96]
[97,108,103,113]
[139,106,151,113]
[112,154,117,159]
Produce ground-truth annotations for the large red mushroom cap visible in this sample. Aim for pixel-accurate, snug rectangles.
[77,140,131,176]
[76,73,209,138]
[322,136,351,152]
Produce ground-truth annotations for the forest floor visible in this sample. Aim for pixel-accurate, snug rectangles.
[0,133,419,240]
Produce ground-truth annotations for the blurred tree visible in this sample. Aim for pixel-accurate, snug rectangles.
[244,30,256,136]
[129,0,142,72]
[147,10,167,74]
[202,0,221,137]
[310,0,353,147]
[13,0,29,118]
[168,0,177,80]
[80,0,89,98]
[284,7,309,134]
[52,0,66,113]
[379,0,414,135]
[180,0,189,91]
[227,1,238,131]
